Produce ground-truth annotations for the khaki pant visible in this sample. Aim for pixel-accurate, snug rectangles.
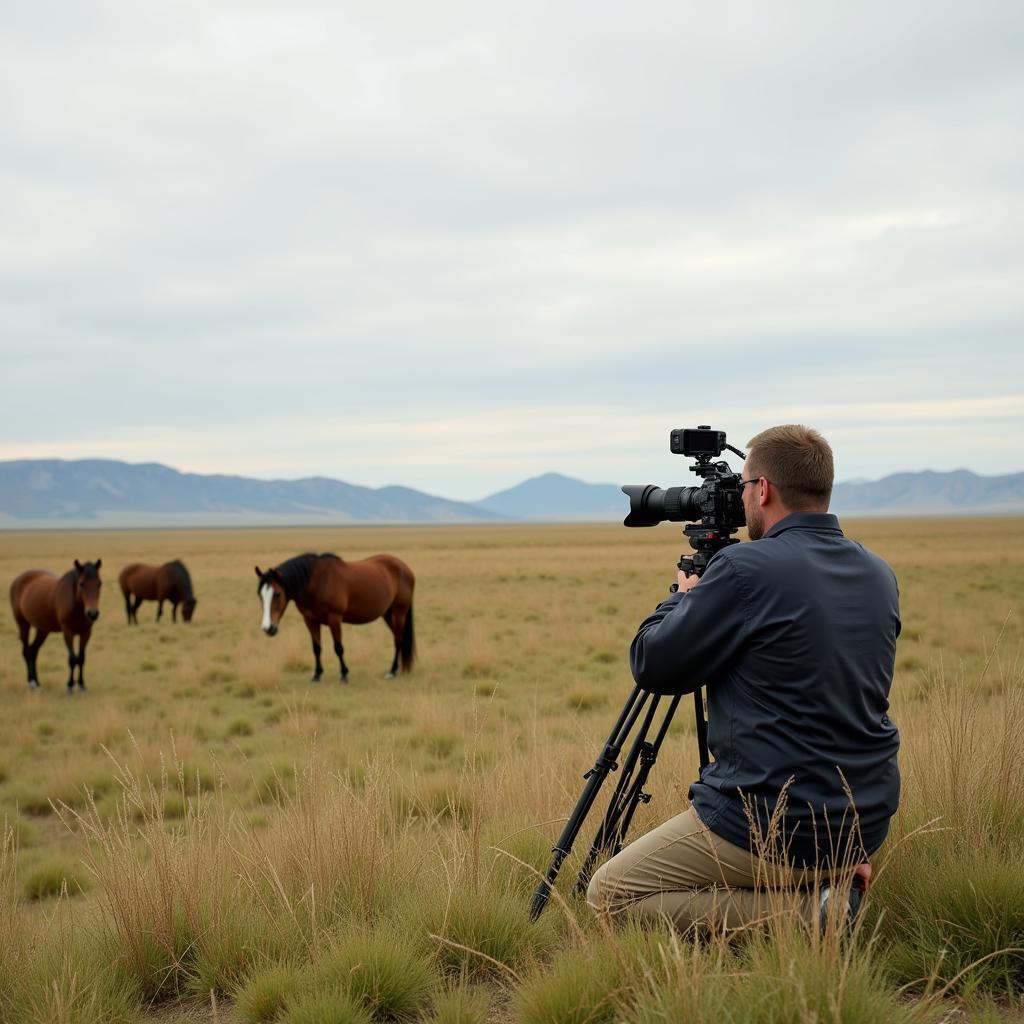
[586,806,834,932]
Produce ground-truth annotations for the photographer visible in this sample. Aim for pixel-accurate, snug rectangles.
[586,424,900,931]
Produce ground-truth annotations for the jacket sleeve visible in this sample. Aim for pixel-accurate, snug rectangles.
[629,554,749,695]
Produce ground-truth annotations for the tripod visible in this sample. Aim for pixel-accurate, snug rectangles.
[528,528,735,922]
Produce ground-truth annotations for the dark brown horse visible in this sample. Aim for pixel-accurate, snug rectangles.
[254,552,415,683]
[9,560,102,691]
[119,560,197,624]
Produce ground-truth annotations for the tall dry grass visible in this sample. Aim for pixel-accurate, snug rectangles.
[1,519,1022,1020]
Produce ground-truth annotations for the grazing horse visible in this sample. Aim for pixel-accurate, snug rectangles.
[9,560,102,691]
[119,560,197,624]
[254,552,415,683]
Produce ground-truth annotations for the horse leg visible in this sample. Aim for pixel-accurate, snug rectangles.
[18,616,42,688]
[77,633,89,690]
[172,602,178,623]
[123,589,134,624]
[304,618,324,682]
[28,630,48,688]
[328,617,349,683]
[63,632,78,692]
[156,600,163,622]
[29,631,48,688]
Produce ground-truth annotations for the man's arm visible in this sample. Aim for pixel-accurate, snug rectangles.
[629,554,749,695]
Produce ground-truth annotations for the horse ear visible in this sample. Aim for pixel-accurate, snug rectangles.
[254,566,263,578]
[74,559,83,572]
[95,558,102,570]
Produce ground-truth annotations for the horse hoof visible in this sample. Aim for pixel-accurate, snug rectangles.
[28,680,40,689]
[386,672,396,679]
[340,675,349,684]
[311,676,322,684]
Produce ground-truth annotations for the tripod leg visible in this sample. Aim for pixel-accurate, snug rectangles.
[530,686,649,921]
[574,694,663,894]
[611,693,683,854]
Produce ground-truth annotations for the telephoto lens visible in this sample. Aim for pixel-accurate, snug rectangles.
[621,484,703,527]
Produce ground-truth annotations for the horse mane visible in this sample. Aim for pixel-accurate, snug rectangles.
[166,560,194,601]
[273,553,340,599]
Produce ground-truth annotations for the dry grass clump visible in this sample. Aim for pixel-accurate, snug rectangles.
[872,654,1024,999]
[0,822,20,1013]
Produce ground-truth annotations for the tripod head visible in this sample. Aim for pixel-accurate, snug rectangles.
[678,522,742,578]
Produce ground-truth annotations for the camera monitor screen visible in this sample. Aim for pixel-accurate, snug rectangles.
[670,428,724,457]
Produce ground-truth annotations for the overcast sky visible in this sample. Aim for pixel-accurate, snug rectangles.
[1,1,1021,499]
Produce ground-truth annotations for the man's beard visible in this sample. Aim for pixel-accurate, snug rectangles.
[746,506,765,541]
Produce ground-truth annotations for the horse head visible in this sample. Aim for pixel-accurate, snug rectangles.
[254,566,288,636]
[182,597,198,622]
[73,559,102,621]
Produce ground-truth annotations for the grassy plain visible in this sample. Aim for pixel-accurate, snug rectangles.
[1,518,1023,1023]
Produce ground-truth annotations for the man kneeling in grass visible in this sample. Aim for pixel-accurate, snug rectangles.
[588,425,899,931]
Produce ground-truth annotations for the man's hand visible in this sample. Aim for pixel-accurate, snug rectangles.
[676,568,701,593]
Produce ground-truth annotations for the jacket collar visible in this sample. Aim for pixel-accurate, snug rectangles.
[764,511,842,538]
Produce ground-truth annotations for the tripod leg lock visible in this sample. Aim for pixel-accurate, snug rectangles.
[583,754,619,779]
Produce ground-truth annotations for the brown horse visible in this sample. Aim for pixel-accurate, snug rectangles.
[9,560,102,691]
[254,552,415,683]
[119,560,197,624]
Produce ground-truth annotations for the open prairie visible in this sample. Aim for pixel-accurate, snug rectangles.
[2,519,1023,1023]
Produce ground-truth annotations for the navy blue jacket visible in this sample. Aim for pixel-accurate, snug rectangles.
[630,512,900,866]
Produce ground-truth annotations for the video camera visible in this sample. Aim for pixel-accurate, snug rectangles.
[622,425,747,577]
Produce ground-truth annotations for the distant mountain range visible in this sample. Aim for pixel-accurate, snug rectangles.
[0,460,503,527]
[0,460,1022,528]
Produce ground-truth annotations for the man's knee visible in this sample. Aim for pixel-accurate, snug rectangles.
[585,861,613,915]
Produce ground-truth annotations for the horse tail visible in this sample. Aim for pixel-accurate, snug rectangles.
[400,603,416,672]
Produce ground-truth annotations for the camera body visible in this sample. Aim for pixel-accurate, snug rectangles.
[622,425,747,577]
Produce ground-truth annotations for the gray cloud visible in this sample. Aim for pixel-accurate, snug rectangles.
[1,1,1022,498]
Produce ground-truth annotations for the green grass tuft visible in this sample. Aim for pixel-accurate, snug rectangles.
[426,889,558,981]
[513,946,626,1024]
[22,857,90,900]
[424,984,491,1024]
[281,988,374,1024]
[234,962,304,1023]
[311,927,434,1020]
